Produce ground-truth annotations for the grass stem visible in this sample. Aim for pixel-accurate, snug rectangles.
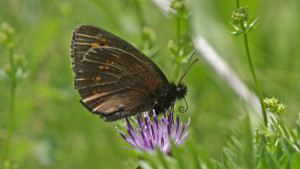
[0,48,17,168]
[236,0,268,126]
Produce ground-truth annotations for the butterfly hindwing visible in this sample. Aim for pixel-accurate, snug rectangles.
[73,46,159,121]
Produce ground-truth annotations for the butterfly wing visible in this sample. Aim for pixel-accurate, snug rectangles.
[71,24,167,81]
[71,25,169,121]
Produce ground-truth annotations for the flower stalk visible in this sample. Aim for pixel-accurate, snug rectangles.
[0,42,17,169]
[233,1,268,126]
[241,27,268,126]
[169,0,190,81]
[0,22,27,168]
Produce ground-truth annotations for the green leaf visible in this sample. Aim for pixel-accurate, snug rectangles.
[139,152,158,169]
[246,17,259,32]
[198,145,215,169]
[222,147,238,169]
[291,153,300,169]
[270,115,284,137]
[212,160,223,169]
[187,141,202,169]
[229,29,243,36]
[156,147,170,169]
[273,142,284,161]
[296,123,300,138]
[257,150,267,169]
[287,128,298,146]
[171,141,187,169]
[281,138,297,157]
[277,117,292,140]
[279,154,289,169]
[257,146,280,169]
[238,114,255,169]
[265,147,281,169]
[139,160,153,169]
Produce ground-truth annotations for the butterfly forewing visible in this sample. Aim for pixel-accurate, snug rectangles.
[71,24,168,83]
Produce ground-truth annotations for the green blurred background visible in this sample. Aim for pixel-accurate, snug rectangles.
[0,0,299,168]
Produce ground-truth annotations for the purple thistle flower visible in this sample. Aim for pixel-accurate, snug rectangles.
[116,110,190,154]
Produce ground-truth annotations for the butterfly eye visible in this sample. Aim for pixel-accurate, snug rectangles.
[177,87,181,92]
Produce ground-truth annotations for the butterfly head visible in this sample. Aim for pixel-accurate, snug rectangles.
[176,83,187,99]
[165,82,187,100]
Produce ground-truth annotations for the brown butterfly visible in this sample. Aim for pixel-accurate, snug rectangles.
[71,24,195,122]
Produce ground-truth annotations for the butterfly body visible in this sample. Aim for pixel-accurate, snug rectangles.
[71,24,187,121]
[150,83,187,114]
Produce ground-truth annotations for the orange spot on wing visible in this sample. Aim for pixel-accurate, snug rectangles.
[105,60,115,64]
[93,88,101,94]
[91,42,100,47]
[96,37,107,43]
[112,54,120,59]
[98,65,109,70]
[92,76,101,81]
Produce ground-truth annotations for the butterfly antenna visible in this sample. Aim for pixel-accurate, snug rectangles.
[179,97,188,113]
[178,51,199,84]
[179,51,195,81]
[178,58,199,84]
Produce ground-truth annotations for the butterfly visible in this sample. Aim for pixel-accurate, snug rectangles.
[70,24,196,122]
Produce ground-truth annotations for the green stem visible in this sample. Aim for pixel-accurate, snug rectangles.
[134,0,146,43]
[173,10,182,81]
[176,13,181,49]
[236,0,240,8]
[0,48,17,168]
[240,23,268,126]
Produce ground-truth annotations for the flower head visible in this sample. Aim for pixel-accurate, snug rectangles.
[264,97,287,115]
[231,6,249,25]
[116,110,190,154]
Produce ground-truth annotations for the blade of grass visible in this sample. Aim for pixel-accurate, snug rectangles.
[156,147,170,169]
[222,147,238,169]
[187,141,201,169]
[198,145,214,169]
[171,141,186,169]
